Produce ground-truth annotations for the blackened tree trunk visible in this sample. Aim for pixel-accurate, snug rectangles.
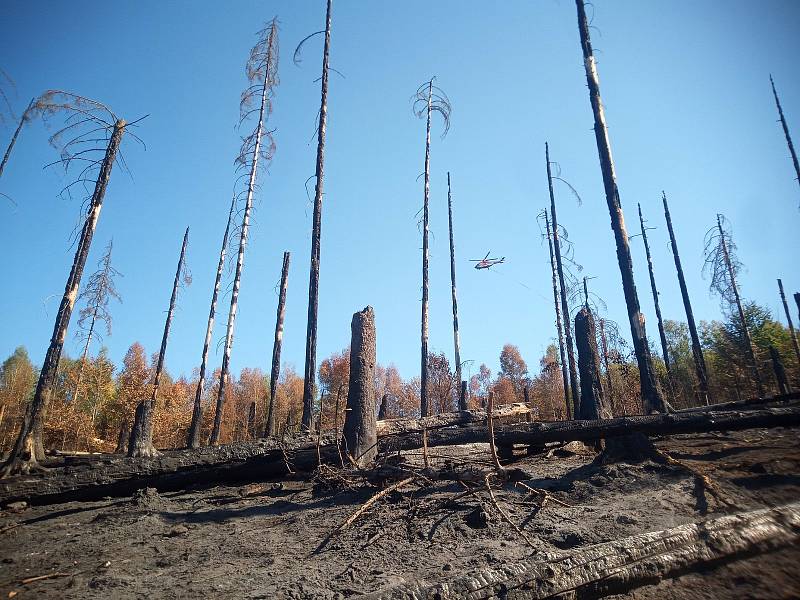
[770,75,800,197]
[378,394,389,420]
[546,144,580,417]
[419,80,433,418]
[129,227,189,458]
[663,193,709,404]
[769,345,790,395]
[266,251,291,436]
[187,195,236,449]
[447,172,463,389]
[341,306,377,467]
[0,97,34,180]
[544,207,572,419]
[302,0,334,430]
[247,401,257,439]
[575,306,608,420]
[637,203,672,383]
[717,215,763,397]
[598,318,615,413]
[211,20,279,444]
[795,293,800,323]
[2,119,125,476]
[575,0,664,414]
[459,380,468,412]
[114,420,130,454]
[778,278,800,373]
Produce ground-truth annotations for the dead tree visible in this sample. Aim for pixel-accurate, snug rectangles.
[770,75,800,200]
[266,251,291,436]
[72,240,122,407]
[187,194,236,448]
[211,19,279,444]
[778,278,800,373]
[544,208,571,418]
[575,0,664,414]
[446,172,463,391]
[459,380,468,412]
[413,78,451,417]
[378,394,388,420]
[704,214,763,396]
[341,306,377,466]
[769,345,791,395]
[575,306,607,420]
[0,97,34,180]
[637,203,671,383]
[2,93,127,476]
[795,293,800,322]
[128,227,190,458]
[299,0,334,430]
[598,318,615,410]
[663,192,709,404]
[545,143,580,416]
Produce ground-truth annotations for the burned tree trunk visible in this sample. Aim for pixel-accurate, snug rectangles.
[341,306,377,467]
[378,394,388,421]
[575,307,607,420]
[447,172,463,388]
[212,19,279,444]
[459,380,468,412]
[545,144,579,417]
[575,0,664,414]
[266,251,291,437]
[778,278,800,373]
[717,215,763,396]
[2,119,125,476]
[638,203,671,380]
[247,402,256,439]
[598,318,615,414]
[187,195,235,449]
[129,227,189,458]
[114,420,129,454]
[770,345,791,395]
[301,0,334,430]
[770,75,800,197]
[664,192,709,404]
[545,208,572,419]
[420,81,433,419]
[0,97,34,180]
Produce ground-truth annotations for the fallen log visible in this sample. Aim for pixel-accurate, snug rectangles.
[366,501,800,599]
[381,406,800,453]
[376,402,533,437]
[3,406,799,506]
[677,390,800,414]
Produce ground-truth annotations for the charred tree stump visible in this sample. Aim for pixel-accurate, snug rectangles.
[378,394,388,421]
[574,307,608,422]
[247,402,256,439]
[341,306,377,467]
[114,421,130,454]
[266,251,291,436]
[458,380,468,412]
[770,345,791,395]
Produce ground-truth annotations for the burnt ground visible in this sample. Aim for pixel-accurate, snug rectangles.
[1,428,799,599]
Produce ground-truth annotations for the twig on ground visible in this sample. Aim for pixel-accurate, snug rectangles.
[484,474,536,549]
[20,572,74,585]
[515,481,573,508]
[655,449,738,510]
[339,476,415,531]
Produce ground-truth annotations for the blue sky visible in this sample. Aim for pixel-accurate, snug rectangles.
[1,1,799,385]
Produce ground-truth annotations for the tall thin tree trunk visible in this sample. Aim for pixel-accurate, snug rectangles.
[2,119,125,476]
[129,227,189,458]
[211,23,278,444]
[419,80,433,418]
[663,193,709,405]
[575,0,664,414]
[545,208,571,419]
[71,309,97,409]
[545,143,580,417]
[599,318,615,414]
[187,195,235,449]
[717,215,763,397]
[266,251,291,436]
[302,0,334,430]
[778,278,800,374]
[770,75,800,196]
[769,345,791,395]
[446,172,463,390]
[637,203,671,379]
[0,98,34,180]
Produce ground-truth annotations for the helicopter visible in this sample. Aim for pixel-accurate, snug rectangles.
[470,251,505,270]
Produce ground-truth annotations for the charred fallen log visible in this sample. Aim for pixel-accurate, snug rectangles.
[365,501,800,599]
[376,402,533,437]
[677,390,800,414]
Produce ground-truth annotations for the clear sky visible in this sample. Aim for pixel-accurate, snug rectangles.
[1,1,799,385]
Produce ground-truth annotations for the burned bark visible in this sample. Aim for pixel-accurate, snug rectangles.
[447,172,463,388]
[188,195,236,449]
[574,307,607,421]
[341,306,377,467]
[2,118,125,476]
[638,203,671,380]
[267,251,291,437]
[0,97,34,180]
[598,318,615,413]
[770,345,791,395]
[301,0,334,429]
[770,75,800,198]
[546,144,579,417]
[459,380,468,412]
[129,227,189,458]
[778,278,800,374]
[664,192,709,404]
[377,394,388,421]
[575,0,664,414]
